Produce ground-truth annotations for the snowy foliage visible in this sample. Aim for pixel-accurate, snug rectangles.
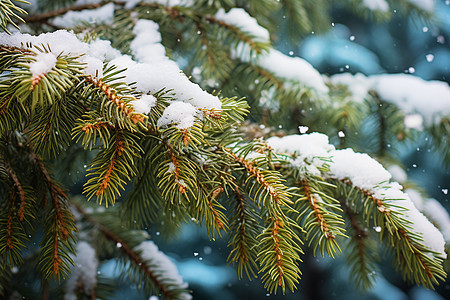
[267,132,447,259]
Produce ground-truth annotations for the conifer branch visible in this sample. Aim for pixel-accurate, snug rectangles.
[339,197,378,290]
[227,187,260,280]
[0,0,28,34]
[84,130,140,206]
[225,147,283,205]
[208,186,225,230]
[301,179,335,239]
[23,2,104,23]
[6,161,25,221]
[30,151,76,279]
[338,178,446,288]
[84,76,145,126]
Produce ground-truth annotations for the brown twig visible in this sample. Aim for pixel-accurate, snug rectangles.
[6,161,26,221]
[224,148,280,203]
[301,179,335,240]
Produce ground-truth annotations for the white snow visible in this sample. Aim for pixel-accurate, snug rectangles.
[329,148,392,190]
[29,52,57,76]
[298,126,309,134]
[214,8,270,42]
[421,198,450,244]
[213,8,329,94]
[157,101,197,129]
[64,242,98,300]
[371,184,446,258]
[135,241,192,300]
[329,73,450,124]
[371,74,450,123]
[267,133,334,176]
[52,3,115,28]
[406,0,434,12]
[362,0,389,12]
[0,30,117,80]
[82,56,104,78]
[167,162,176,173]
[255,49,329,94]
[404,114,423,129]
[329,72,371,102]
[129,94,157,114]
[131,19,166,64]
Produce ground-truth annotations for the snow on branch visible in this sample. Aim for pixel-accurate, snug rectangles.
[0,20,222,131]
[267,132,447,260]
[216,7,328,94]
[329,73,450,126]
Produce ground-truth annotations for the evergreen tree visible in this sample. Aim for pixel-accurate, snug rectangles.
[0,0,449,299]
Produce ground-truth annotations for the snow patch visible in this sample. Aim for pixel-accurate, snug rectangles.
[29,52,57,76]
[129,94,157,114]
[157,102,197,129]
[362,0,389,12]
[214,8,270,42]
[52,3,115,28]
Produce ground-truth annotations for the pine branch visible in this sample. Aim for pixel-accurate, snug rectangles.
[225,143,303,294]
[84,72,146,128]
[0,160,36,268]
[227,187,261,280]
[339,179,446,288]
[30,151,76,280]
[0,0,28,34]
[297,178,346,258]
[339,196,378,291]
[84,129,141,206]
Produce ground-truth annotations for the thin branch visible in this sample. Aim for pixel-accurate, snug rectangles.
[224,147,280,203]
[6,161,26,221]
[29,151,70,274]
[301,179,335,240]
[208,186,224,230]
[96,131,124,196]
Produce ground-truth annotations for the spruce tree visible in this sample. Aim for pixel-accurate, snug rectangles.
[0,0,449,299]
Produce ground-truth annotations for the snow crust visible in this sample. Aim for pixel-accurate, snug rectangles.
[29,52,57,76]
[52,3,115,28]
[135,241,192,300]
[256,49,329,94]
[267,132,447,258]
[64,242,98,300]
[157,101,197,129]
[362,0,389,12]
[129,94,157,114]
[215,8,270,42]
[330,72,450,124]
